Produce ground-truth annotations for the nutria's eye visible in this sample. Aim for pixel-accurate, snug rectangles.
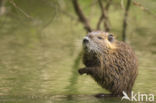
[108,34,114,42]
[97,36,103,40]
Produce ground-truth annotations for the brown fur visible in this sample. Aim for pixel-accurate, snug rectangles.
[79,31,138,96]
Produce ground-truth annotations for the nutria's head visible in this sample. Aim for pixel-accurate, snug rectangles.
[82,31,116,53]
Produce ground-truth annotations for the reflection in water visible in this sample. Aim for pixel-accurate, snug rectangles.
[0,95,123,103]
[65,51,82,95]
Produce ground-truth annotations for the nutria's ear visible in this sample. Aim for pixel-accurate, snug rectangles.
[108,34,114,42]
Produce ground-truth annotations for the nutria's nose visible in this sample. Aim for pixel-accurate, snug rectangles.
[83,37,89,43]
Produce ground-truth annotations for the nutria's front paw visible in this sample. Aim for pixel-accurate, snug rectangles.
[78,68,86,75]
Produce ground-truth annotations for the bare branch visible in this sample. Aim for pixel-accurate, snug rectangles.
[132,0,156,17]
[97,0,111,31]
[97,14,104,30]
[72,0,92,32]
[122,0,131,42]
[9,0,33,19]
[105,0,112,10]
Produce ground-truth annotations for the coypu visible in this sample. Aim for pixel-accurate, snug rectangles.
[78,31,138,97]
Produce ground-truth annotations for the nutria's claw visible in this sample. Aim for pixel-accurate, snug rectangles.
[78,68,85,75]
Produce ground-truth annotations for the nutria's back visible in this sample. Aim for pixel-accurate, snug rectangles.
[81,31,138,96]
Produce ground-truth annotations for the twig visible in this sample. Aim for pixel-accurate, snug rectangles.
[72,0,92,32]
[9,0,33,19]
[105,0,112,10]
[97,14,104,30]
[122,0,132,42]
[132,0,156,17]
[97,0,111,31]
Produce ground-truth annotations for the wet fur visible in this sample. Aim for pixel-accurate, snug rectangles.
[79,31,138,96]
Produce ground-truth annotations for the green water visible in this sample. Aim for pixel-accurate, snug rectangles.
[0,18,155,103]
[0,0,156,103]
